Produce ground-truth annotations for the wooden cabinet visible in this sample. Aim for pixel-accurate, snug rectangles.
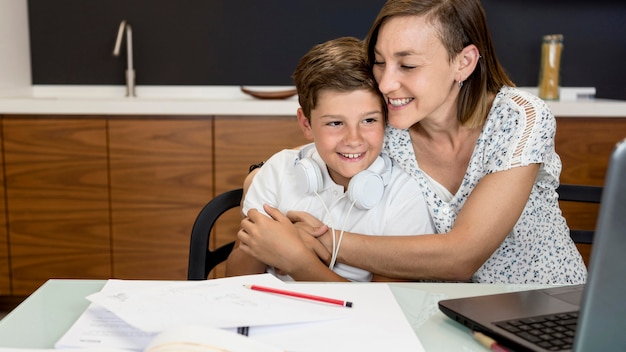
[555,117,626,265]
[0,113,619,294]
[0,114,303,295]
[2,118,111,295]
[0,130,8,295]
[108,118,213,279]
[211,116,309,278]
[0,116,214,294]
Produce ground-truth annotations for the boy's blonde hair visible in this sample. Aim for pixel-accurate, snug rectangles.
[292,37,386,120]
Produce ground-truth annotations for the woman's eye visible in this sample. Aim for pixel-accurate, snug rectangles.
[400,64,417,70]
[373,60,385,66]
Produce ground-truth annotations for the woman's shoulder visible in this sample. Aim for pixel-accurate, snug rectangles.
[493,86,551,116]
[488,86,555,133]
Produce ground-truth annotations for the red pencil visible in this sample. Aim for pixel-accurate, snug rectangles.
[244,284,353,308]
[472,331,510,352]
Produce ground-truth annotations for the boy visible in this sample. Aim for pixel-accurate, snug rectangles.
[225,37,434,281]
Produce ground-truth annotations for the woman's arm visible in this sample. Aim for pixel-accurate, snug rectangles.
[235,160,538,281]
[329,164,539,281]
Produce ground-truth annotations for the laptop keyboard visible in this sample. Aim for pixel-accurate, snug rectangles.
[495,312,578,351]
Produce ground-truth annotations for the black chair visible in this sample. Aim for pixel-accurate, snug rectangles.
[556,184,603,244]
[187,188,243,280]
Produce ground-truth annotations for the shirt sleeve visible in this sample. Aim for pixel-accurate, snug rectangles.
[483,90,556,173]
[242,151,286,216]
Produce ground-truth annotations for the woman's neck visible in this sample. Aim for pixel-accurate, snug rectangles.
[409,122,481,195]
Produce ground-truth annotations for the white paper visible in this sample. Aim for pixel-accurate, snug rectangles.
[56,275,424,352]
[54,302,155,350]
[248,283,424,352]
[85,274,347,332]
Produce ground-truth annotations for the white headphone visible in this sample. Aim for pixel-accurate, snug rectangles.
[294,144,392,210]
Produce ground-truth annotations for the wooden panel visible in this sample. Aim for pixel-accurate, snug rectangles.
[556,117,626,266]
[0,118,9,295]
[108,118,212,279]
[3,118,110,295]
[212,115,308,278]
[556,118,626,185]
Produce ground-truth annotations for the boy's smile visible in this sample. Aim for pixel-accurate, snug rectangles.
[297,88,385,190]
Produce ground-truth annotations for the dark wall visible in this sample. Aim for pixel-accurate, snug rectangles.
[27,0,381,87]
[482,0,626,100]
[28,0,626,99]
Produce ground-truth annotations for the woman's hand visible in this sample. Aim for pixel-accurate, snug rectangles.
[287,210,334,256]
[237,205,330,275]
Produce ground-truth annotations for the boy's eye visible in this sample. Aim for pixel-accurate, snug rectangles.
[327,121,343,127]
[363,118,378,124]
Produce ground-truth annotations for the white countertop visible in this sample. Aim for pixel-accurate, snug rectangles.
[0,86,300,116]
[0,85,624,117]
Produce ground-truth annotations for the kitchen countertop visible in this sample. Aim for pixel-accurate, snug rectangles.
[0,86,300,116]
[0,85,625,117]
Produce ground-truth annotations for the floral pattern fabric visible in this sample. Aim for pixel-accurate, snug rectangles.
[383,86,587,284]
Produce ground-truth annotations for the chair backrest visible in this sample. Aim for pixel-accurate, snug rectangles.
[556,184,603,244]
[187,188,243,280]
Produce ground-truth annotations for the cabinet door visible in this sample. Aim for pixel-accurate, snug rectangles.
[108,118,212,279]
[3,118,110,295]
[0,120,8,295]
[555,117,626,265]
[213,115,309,278]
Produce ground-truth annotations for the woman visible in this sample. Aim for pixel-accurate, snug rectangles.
[238,0,587,284]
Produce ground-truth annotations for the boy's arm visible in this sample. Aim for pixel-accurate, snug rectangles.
[225,239,266,276]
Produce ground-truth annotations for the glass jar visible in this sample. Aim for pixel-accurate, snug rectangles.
[538,34,564,101]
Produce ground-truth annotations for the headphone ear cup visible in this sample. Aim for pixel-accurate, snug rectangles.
[347,171,384,210]
[295,157,323,195]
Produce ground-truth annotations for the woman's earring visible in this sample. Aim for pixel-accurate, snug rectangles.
[458,80,464,88]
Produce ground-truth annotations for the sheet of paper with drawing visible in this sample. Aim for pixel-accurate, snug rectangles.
[55,274,347,350]
[85,274,347,332]
[56,274,424,352]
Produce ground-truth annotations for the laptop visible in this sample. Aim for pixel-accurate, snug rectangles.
[438,138,626,352]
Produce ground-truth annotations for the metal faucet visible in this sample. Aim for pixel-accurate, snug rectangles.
[113,20,136,97]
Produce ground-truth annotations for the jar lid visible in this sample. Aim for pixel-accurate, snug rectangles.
[542,34,563,43]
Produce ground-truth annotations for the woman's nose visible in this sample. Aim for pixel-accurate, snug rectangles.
[375,68,399,95]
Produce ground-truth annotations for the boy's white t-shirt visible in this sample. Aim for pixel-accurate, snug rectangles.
[243,143,435,282]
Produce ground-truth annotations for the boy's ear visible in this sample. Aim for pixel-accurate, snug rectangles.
[297,108,314,140]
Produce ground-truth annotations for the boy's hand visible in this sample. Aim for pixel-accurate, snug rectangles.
[238,206,328,275]
[287,210,333,257]
[265,206,331,264]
